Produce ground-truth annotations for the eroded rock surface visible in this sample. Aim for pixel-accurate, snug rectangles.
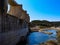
[0,0,30,45]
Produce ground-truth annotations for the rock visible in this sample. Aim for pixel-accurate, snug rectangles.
[56,31,60,43]
[8,0,30,23]
[0,0,30,45]
[44,40,58,45]
[42,31,53,35]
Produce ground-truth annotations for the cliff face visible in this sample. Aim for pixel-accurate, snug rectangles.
[2,14,23,32]
[0,0,8,32]
[0,0,8,15]
[8,5,22,18]
[8,0,19,6]
[21,10,30,23]
[0,14,29,45]
[0,0,30,45]
[8,5,30,23]
[8,0,30,23]
[0,0,30,33]
[8,0,22,19]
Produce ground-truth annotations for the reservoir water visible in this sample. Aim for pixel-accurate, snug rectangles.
[28,30,57,45]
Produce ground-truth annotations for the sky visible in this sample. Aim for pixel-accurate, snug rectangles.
[9,0,60,21]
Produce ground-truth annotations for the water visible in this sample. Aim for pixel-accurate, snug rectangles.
[28,30,57,45]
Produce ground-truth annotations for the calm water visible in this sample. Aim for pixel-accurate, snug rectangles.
[28,30,57,45]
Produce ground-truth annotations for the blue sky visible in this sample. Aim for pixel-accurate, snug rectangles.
[9,0,60,21]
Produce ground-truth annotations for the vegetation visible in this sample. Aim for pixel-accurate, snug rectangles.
[30,20,60,28]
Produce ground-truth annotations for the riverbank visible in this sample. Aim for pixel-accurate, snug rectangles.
[27,29,58,45]
[30,26,60,32]
[28,27,60,45]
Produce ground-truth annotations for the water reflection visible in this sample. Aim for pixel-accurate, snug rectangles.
[28,30,57,45]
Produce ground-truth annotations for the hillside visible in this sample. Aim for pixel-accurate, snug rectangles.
[30,20,60,27]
